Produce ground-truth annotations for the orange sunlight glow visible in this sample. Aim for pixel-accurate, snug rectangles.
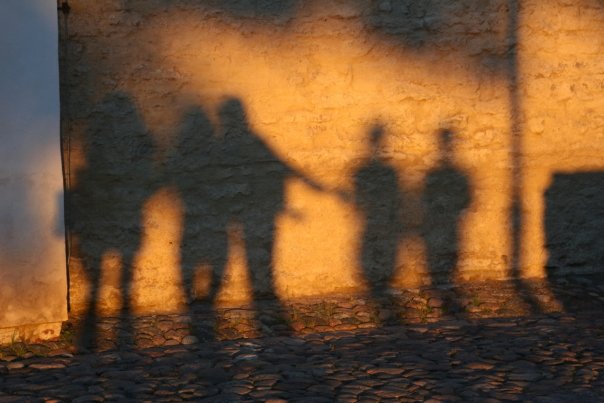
[69,0,604,317]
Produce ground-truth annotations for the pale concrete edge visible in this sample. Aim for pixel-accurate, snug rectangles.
[0,322,64,345]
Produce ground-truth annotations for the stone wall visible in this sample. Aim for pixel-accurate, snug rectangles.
[60,0,604,316]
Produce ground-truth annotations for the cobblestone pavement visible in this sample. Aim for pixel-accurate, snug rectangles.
[2,276,604,402]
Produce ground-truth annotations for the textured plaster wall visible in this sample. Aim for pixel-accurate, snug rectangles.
[61,0,604,315]
[0,1,67,330]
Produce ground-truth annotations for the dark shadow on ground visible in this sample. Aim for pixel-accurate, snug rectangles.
[4,313,604,402]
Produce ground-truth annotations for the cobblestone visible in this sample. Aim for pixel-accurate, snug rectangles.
[2,276,604,401]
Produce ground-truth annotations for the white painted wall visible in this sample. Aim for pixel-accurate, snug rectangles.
[0,1,67,327]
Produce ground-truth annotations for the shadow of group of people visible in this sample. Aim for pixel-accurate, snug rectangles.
[353,125,470,314]
[71,92,336,348]
[71,91,472,349]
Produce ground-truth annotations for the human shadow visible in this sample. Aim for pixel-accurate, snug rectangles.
[422,129,470,315]
[173,97,329,337]
[352,125,403,311]
[70,92,156,351]
[544,172,604,312]
[219,97,324,301]
[169,104,229,340]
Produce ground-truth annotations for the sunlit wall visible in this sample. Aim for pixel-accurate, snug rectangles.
[0,1,67,332]
[62,0,604,315]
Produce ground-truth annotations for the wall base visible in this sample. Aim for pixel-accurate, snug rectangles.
[0,322,63,345]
